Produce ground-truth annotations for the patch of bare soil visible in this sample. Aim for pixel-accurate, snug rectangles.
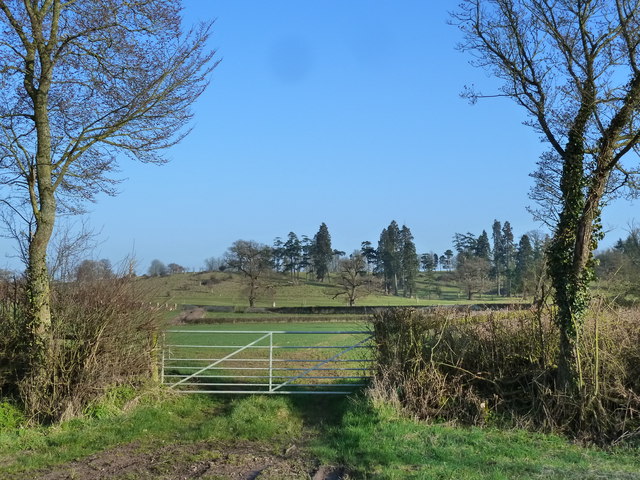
[172,307,207,324]
[10,440,346,480]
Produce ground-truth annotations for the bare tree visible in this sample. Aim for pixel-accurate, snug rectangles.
[225,240,273,307]
[48,220,100,282]
[75,258,113,283]
[148,259,168,277]
[0,0,217,382]
[454,0,640,391]
[455,254,491,301]
[167,263,185,275]
[332,254,378,306]
[203,256,226,272]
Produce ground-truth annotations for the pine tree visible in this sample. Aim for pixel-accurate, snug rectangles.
[283,232,302,279]
[421,253,435,271]
[475,230,491,260]
[514,234,535,297]
[300,235,313,278]
[312,223,333,281]
[492,220,504,295]
[360,241,377,272]
[443,250,454,271]
[453,232,477,254]
[377,221,402,295]
[502,222,515,296]
[400,225,420,297]
[272,237,285,272]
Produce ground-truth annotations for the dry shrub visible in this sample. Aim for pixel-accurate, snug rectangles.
[369,305,640,444]
[0,278,30,398]
[12,277,162,422]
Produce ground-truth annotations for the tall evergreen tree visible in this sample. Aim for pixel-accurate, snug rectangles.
[475,230,491,260]
[360,241,377,273]
[283,232,302,279]
[514,234,535,297]
[312,223,333,281]
[272,237,285,272]
[300,235,313,277]
[401,225,420,297]
[377,221,402,295]
[443,250,454,271]
[492,220,504,295]
[453,232,477,254]
[502,222,515,296]
[421,253,436,271]
[331,249,346,273]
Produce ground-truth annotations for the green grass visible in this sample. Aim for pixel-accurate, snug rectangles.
[0,394,303,475]
[313,399,640,479]
[162,321,372,393]
[1,394,639,479]
[163,322,371,358]
[143,271,523,309]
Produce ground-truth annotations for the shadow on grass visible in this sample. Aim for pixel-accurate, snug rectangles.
[286,394,353,430]
[289,393,640,480]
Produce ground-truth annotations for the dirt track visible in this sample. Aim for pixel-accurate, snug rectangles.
[9,440,345,480]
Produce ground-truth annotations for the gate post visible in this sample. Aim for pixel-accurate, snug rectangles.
[268,332,273,392]
[160,332,165,385]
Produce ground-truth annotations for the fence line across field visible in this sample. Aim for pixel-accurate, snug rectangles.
[162,329,373,395]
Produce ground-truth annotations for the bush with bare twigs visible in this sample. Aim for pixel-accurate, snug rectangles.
[1,276,162,423]
[369,304,640,444]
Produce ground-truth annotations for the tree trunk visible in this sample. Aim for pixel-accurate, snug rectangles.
[26,216,54,355]
[25,69,57,376]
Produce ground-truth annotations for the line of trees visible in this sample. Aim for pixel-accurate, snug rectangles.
[270,223,335,282]
[451,220,547,300]
[368,221,420,297]
[596,227,640,301]
[203,218,549,304]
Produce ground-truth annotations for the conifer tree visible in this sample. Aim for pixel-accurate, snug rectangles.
[421,253,436,271]
[502,221,515,296]
[475,230,492,260]
[312,223,333,281]
[360,241,378,272]
[514,234,535,297]
[377,221,402,295]
[401,225,420,297]
[283,232,302,279]
[492,220,504,295]
[272,237,285,272]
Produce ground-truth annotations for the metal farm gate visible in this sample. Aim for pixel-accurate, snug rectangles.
[161,329,373,395]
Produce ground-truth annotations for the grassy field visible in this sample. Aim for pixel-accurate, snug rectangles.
[2,317,639,478]
[163,322,372,395]
[142,271,522,309]
[1,393,639,479]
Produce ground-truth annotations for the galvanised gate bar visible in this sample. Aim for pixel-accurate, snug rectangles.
[162,329,373,395]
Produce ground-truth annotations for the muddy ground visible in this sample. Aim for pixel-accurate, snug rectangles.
[8,440,346,480]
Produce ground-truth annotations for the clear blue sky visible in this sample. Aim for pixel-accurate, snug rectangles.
[1,1,637,273]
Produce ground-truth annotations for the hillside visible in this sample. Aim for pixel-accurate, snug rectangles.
[140,270,523,310]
